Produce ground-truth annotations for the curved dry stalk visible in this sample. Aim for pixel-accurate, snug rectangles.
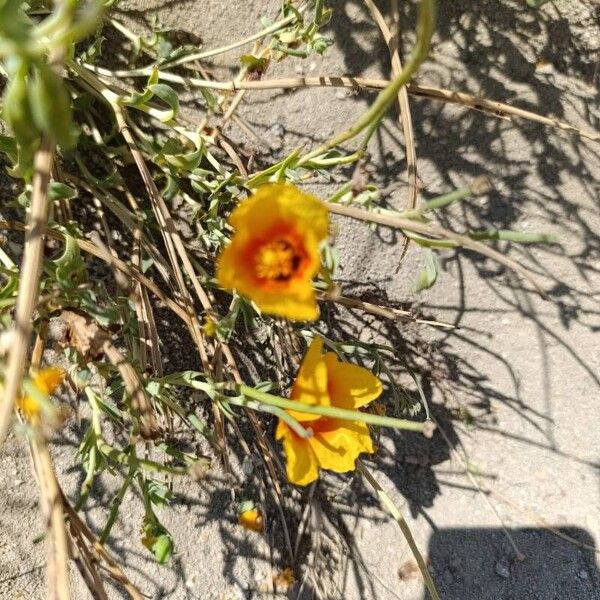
[323,201,548,297]
[320,292,456,329]
[62,494,144,600]
[357,461,440,600]
[30,436,71,600]
[298,0,436,166]
[364,0,416,264]
[103,341,160,439]
[364,0,418,264]
[0,138,54,447]
[89,64,599,141]
[110,104,213,371]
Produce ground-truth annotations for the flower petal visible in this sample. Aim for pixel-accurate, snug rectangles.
[249,282,320,322]
[229,184,328,241]
[277,421,320,486]
[323,353,382,409]
[289,337,330,422]
[308,419,374,473]
[33,367,63,395]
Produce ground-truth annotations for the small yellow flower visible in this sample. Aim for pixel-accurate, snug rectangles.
[202,315,218,337]
[216,184,329,321]
[276,337,382,486]
[238,507,264,532]
[18,367,63,420]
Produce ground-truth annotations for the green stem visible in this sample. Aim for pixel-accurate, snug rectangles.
[225,395,312,438]
[97,440,188,475]
[104,10,299,77]
[315,0,326,23]
[400,185,474,219]
[303,150,363,168]
[236,385,428,433]
[469,230,557,244]
[161,375,428,433]
[100,465,135,544]
[297,0,436,166]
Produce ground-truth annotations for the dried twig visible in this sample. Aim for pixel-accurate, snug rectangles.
[103,341,160,439]
[91,65,599,141]
[30,438,72,600]
[111,103,214,379]
[323,201,548,297]
[0,138,54,446]
[320,292,456,329]
[364,0,418,263]
[62,494,144,600]
[357,461,440,600]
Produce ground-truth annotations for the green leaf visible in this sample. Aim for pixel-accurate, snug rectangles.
[48,182,76,201]
[47,228,86,288]
[0,0,31,41]
[148,82,179,121]
[28,62,77,149]
[309,34,333,55]
[141,514,174,565]
[240,54,268,73]
[525,0,552,6]
[123,67,159,107]
[154,138,202,171]
[413,248,440,292]
[0,134,17,163]
[2,63,38,145]
[123,69,179,122]
[146,480,172,506]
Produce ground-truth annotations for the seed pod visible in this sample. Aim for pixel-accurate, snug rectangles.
[151,534,174,564]
[28,62,76,149]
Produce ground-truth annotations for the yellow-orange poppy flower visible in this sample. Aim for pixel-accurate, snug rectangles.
[276,337,382,486]
[18,367,63,420]
[216,184,329,321]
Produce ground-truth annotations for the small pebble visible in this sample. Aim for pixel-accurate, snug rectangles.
[494,561,510,579]
[269,123,284,138]
[242,457,254,476]
[578,570,589,580]
[14,479,24,486]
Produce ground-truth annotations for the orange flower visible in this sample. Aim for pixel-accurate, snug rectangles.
[276,337,382,486]
[18,367,63,420]
[216,184,329,321]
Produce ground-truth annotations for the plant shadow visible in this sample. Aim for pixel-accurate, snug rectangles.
[422,526,599,600]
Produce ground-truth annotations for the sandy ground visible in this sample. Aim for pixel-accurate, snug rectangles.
[1,0,599,599]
